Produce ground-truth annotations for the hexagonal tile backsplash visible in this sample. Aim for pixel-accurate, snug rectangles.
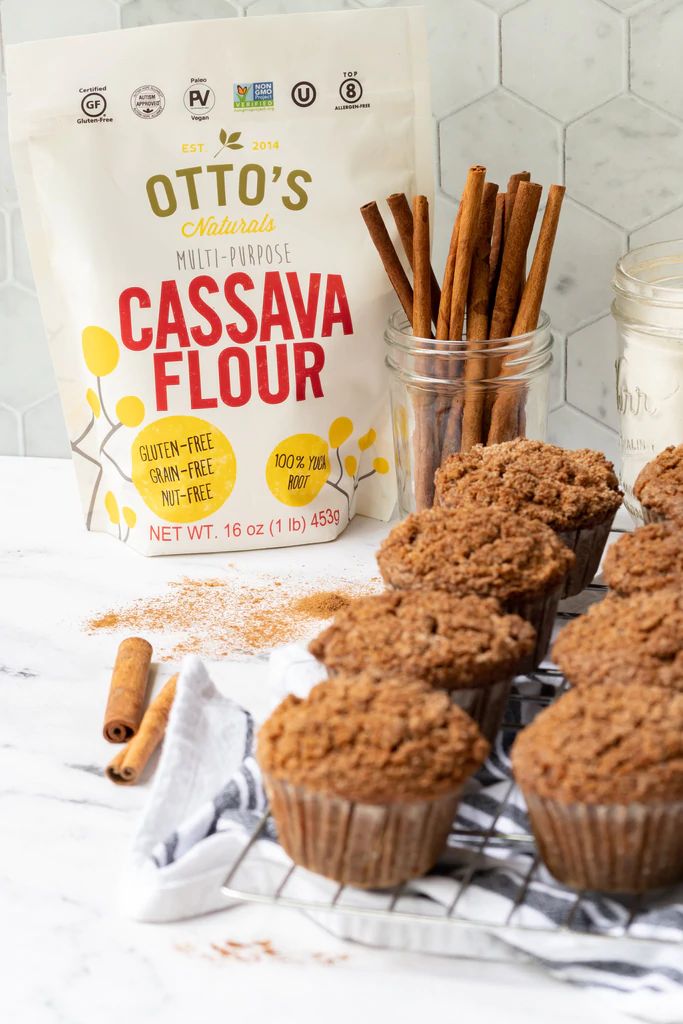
[0,0,675,464]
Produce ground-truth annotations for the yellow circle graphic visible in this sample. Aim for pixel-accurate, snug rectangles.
[82,326,119,377]
[131,415,236,523]
[266,433,330,507]
[116,395,145,427]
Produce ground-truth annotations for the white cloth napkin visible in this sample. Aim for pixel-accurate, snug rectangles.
[123,652,683,1023]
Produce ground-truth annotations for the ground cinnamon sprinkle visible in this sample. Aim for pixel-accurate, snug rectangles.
[86,578,377,660]
[292,590,352,618]
[175,938,349,966]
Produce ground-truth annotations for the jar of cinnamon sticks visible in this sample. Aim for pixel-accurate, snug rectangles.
[362,165,564,512]
[385,311,553,515]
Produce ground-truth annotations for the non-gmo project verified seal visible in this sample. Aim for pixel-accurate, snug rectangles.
[233,82,274,111]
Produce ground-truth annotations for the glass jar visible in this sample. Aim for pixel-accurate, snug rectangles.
[612,240,683,523]
[384,310,553,515]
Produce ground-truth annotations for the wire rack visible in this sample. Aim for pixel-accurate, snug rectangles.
[221,555,682,951]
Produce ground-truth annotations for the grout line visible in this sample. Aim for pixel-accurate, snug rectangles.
[563,91,623,132]
[10,278,39,298]
[16,406,26,457]
[629,194,683,235]
[3,206,11,284]
[627,89,683,127]
[566,310,614,338]
[497,84,564,127]
[626,11,632,91]
[564,399,619,435]
[435,84,500,127]
[20,390,61,415]
[566,195,629,236]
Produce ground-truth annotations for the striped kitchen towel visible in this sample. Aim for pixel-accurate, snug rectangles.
[124,653,683,1024]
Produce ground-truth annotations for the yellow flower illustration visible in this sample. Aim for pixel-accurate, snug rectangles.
[116,395,145,428]
[358,428,376,451]
[344,455,357,477]
[373,457,389,475]
[122,507,137,529]
[85,388,101,418]
[328,416,353,449]
[104,491,120,525]
[82,325,119,377]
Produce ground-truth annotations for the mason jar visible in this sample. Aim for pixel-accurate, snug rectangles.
[612,240,683,522]
[384,310,553,515]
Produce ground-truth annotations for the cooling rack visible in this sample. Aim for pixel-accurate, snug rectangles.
[221,549,682,952]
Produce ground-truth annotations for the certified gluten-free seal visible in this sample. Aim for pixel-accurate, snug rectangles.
[131,85,165,119]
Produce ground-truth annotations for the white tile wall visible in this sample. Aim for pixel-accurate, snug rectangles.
[0,0,674,463]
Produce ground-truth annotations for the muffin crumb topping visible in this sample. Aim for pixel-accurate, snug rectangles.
[512,684,683,803]
[634,444,683,521]
[310,590,535,689]
[552,589,683,691]
[377,505,574,602]
[603,521,683,596]
[434,439,622,530]
[258,674,489,803]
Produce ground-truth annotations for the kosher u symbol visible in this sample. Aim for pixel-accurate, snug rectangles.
[291,81,317,108]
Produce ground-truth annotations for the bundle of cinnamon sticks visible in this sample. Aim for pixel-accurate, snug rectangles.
[361,166,564,509]
[103,636,176,785]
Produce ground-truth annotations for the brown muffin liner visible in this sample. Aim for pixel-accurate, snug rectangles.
[449,677,512,743]
[264,775,460,889]
[505,585,562,671]
[524,792,683,893]
[555,513,616,597]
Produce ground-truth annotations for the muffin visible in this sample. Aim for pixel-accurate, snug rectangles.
[258,674,489,888]
[552,589,683,692]
[603,521,683,596]
[633,444,683,523]
[434,439,622,597]
[309,590,535,741]
[377,505,574,670]
[512,684,683,892]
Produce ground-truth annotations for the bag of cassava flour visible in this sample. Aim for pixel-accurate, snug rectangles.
[7,8,431,554]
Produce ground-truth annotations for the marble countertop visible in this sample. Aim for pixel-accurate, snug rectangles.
[1,456,631,1024]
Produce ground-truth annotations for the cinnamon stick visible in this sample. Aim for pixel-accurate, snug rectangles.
[360,202,413,324]
[434,202,462,452]
[504,172,531,241]
[103,637,152,743]
[412,196,432,339]
[440,167,487,460]
[387,192,441,328]
[106,675,177,785]
[513,184,566,335]
[505,172,531,305]
[488,185,565,445]
[460,182,499,452]
[489,180,541,341]
[487,192,506,316]
[436,204,462,340]
[411,194,436,509]
[448,165,486,341]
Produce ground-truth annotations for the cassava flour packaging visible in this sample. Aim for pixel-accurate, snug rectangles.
[7,8,431,554]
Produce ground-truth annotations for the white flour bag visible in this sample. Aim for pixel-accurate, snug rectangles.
[8,8,431,554]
